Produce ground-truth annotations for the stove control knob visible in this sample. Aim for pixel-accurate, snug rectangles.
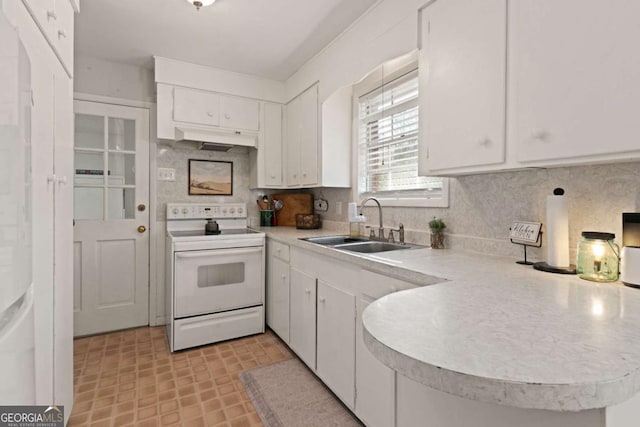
[182,208,189,215]
[238,207,244,214]
[172,208,179,215]
[222,209,228,215]
[230,208,236,214]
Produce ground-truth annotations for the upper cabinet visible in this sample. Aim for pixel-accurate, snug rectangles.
[286,84,319,187]
[171,87,259,132]
[285,83,351,188]
[418,0,507,175]
[250,101,284,188]
[22,0,75,76]
[419,0,640,175]
[509,0,640,165]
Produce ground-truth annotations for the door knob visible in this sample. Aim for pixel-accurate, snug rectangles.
[137,225,147,233]
[137,204,146,212]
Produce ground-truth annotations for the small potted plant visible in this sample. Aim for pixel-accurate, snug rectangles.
[428,217,446,249]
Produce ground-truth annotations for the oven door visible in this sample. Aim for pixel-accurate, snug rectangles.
[173,246,264,318]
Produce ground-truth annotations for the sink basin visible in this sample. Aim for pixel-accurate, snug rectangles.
[333,241,412,253]
[301,235,368,246]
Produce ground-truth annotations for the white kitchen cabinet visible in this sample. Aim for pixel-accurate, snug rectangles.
[220,94,260,131]
[510,0,640,165]
[418,0,507,175]
[249,101,284,188]
[289,267,316,370]
[266,240,289,342]
[22,0,75,77]
[286,84,318,187]
[172,86,260,131]
[173,87,221,127]
[317,280,356,409]
[355,270,416,427]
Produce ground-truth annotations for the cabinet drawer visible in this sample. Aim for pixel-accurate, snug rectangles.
[269,240,289,262]
[173,87,221,127]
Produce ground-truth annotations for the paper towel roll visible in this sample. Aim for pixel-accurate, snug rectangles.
[546,191,570,268]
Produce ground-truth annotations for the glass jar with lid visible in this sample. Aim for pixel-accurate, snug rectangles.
[576,232,620,282]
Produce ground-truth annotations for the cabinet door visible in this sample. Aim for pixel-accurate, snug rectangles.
[298,84,318,186]
[263,102,283,186]
[52,0,73,75]
[418,0,506,173]
[173,87,220,127]
[289,267,316,369]
[266,256,289,343]
[355,296,395,427]
[220,94,259,131]
[286,96,301,185]
[22,0,56,42]
[511,1,640,164]
[317,280,356,408]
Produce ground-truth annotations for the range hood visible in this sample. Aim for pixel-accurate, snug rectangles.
[175,126,257,152]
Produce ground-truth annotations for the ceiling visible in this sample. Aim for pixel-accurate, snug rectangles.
[74,0,378,81]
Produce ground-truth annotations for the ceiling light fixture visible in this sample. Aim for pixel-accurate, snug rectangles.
[186,0,216,11]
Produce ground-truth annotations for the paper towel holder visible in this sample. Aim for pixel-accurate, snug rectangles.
[533,187,576,274]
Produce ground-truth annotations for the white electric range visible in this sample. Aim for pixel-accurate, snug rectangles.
[166,203,265,352]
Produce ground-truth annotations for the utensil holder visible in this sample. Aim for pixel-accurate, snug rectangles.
[260,210,274,227]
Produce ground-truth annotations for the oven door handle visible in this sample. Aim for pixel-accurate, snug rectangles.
[175,247,263,259]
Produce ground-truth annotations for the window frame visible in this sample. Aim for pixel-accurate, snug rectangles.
[351,52,449,208]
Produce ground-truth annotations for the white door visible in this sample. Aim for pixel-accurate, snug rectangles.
[266,254,289,342]
[73,100,149,337]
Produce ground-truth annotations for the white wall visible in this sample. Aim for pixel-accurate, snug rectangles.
[74,55,155,102]
[285,0,426,101]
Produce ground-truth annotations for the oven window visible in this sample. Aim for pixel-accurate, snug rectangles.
[197,262,245,288]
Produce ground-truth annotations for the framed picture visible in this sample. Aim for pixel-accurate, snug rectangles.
[188,159,233,195]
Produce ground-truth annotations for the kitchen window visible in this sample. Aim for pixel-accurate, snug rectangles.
[356,66,448,207]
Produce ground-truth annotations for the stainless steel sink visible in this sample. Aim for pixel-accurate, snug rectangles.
[333,241,412,253]
[301,235,368,246]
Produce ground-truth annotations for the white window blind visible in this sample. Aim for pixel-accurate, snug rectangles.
[357,70,445,205]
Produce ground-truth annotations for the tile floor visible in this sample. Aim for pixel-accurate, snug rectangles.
[69,327,293,426]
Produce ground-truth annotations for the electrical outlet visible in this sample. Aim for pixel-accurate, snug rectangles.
[335,201,343,216]
[314,199,329,212]
[157,167,175,181]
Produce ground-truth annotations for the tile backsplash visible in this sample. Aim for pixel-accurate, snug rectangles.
[313,162,640,262]
[156,144,262,221]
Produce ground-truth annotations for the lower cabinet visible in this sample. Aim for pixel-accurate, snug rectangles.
[355,296,395,427]
[317,280,356,409]
[289,267,317,370]
[266,255,289,342]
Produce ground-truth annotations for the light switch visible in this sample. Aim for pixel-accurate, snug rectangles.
[157,167,176,181]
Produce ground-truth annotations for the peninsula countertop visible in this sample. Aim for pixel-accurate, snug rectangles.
[257,226,640,412]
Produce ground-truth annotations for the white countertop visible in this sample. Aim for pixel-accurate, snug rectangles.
[258,226,640,412]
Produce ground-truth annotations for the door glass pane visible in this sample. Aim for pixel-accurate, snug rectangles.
[74,187,103,220]
[107,188,135,220]
[75,114,104,149]
[108,152,135,185]
[108,117,135,151]
[75,151,105,177]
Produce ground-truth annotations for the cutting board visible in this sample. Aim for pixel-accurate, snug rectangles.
[272,193,314,227]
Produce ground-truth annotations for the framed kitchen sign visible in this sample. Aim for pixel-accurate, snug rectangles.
[509,221,543,265]
[188,159,233,195]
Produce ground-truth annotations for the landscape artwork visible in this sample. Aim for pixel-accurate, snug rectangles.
[188,159,233,195]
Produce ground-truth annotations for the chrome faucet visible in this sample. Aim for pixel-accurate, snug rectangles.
[360,197,384,240]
